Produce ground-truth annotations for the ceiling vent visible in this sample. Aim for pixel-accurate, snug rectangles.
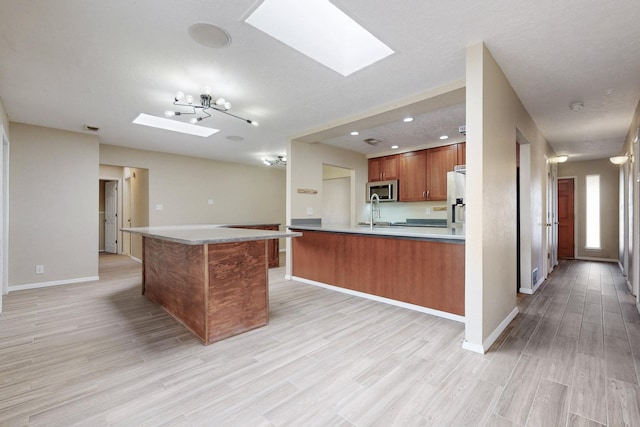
[83,125,100,132]
[363,138,381,146]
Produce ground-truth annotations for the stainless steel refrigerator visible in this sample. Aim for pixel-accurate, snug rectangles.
[447,170,466,229]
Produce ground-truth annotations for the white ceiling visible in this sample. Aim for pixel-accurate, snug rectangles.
[1,0,639,166]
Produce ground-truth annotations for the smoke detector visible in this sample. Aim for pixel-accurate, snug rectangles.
[569,102,584,112]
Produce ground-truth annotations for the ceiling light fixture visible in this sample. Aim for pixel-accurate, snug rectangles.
[609,154,633,165]
[350,131,359,136]
[439,135,448,140]
[165,89,259,126]
[554,155,569,163]
[262,155,287,166]
[403,117,414,123]
[391,145,399,149]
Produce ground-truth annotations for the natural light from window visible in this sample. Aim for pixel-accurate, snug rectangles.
[245,0,394,76]
[585,174,601,249]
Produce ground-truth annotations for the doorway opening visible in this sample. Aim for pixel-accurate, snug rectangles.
[99,180,119,254]
[322,164,353,226]
[99,165,149,261]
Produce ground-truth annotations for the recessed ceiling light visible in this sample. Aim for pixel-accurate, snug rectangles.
[245,0,394,76]
[403,117,413,123]
[391,145,399,149]
[439,135,448,140]
[188,23,231,48]
[350,131,359,136]
[133,114,219,137]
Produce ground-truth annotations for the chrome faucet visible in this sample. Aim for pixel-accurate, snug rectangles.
[370,193,380,230]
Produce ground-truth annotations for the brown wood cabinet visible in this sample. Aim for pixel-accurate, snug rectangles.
[398,150,428,201]
[368,155,398,182]
[457,142,466,165]
[426,145,458,200]
[291,230,465,316]
[228,224,280,268]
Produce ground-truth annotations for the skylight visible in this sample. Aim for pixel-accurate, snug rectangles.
[133,114,219,137]
[245,0,394,76]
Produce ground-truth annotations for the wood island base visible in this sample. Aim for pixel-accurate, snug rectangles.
[142,237,269,345]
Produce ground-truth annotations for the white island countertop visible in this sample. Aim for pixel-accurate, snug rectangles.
[288,224,465,242]
[122,224,301,245]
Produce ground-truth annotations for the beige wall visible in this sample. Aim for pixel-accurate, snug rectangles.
[288,140,368,222]
[129,167,149,260]
[558,159,621,261]
[9,123,99,287]
[465,43,556,352]
[0,98,7,311]
[99,143,286,226]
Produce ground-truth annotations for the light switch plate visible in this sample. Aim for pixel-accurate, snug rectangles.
[306,207,314,215]
[155,204,164,211]
[208,199,214,205]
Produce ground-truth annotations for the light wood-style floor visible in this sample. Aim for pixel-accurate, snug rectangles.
[1,256,639,426]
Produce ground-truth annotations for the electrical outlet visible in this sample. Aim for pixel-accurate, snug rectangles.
[35,265,44,274]
[425,207,431,215]
[155,204,164,211]
[208,199,214,205]
[306,207,314,216]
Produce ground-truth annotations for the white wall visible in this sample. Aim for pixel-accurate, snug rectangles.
[9,123,99,288]
[465,43,556,353]
[99,144,286,227]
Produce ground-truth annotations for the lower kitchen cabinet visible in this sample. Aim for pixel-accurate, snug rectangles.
[228,224,280,268]
[291,230,465,316]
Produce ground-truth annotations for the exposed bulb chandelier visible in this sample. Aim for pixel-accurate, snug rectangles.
[262,155,287,166]
[165,88,259,127]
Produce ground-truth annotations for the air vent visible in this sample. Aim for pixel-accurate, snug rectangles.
[364,138,381,146]
[83,125,100,132]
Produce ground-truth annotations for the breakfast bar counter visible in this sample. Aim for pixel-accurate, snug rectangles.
[123,225,301,344]
[289,224,465,320]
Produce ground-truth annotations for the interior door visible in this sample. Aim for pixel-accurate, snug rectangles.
[104,181,118,254]
[558,178,575,258]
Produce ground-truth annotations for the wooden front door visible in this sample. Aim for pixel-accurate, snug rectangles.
[558,178,575,258]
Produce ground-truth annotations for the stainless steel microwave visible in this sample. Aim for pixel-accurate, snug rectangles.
[366,180,398,202]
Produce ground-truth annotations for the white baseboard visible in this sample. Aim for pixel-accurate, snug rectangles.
[292,276,465,323]
[284,274,292,280]
[9,276,100,292]
[130,256,142,264]
[462,306,519,354]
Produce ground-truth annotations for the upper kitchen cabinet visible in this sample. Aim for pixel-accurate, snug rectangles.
[398,150,428,201]
[457,142,466,165]
[426,144,458,200]
[368,155,398,182]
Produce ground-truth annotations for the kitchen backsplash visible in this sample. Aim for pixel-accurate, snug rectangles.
[361,200,447,223]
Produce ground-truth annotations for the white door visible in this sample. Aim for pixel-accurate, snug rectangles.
[105,181,118,254]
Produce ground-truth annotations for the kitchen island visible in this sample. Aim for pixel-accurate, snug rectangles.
[123,225,301,344]
[289,224,465,320]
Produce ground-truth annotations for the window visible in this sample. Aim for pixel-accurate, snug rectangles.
[585,174,600,249]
